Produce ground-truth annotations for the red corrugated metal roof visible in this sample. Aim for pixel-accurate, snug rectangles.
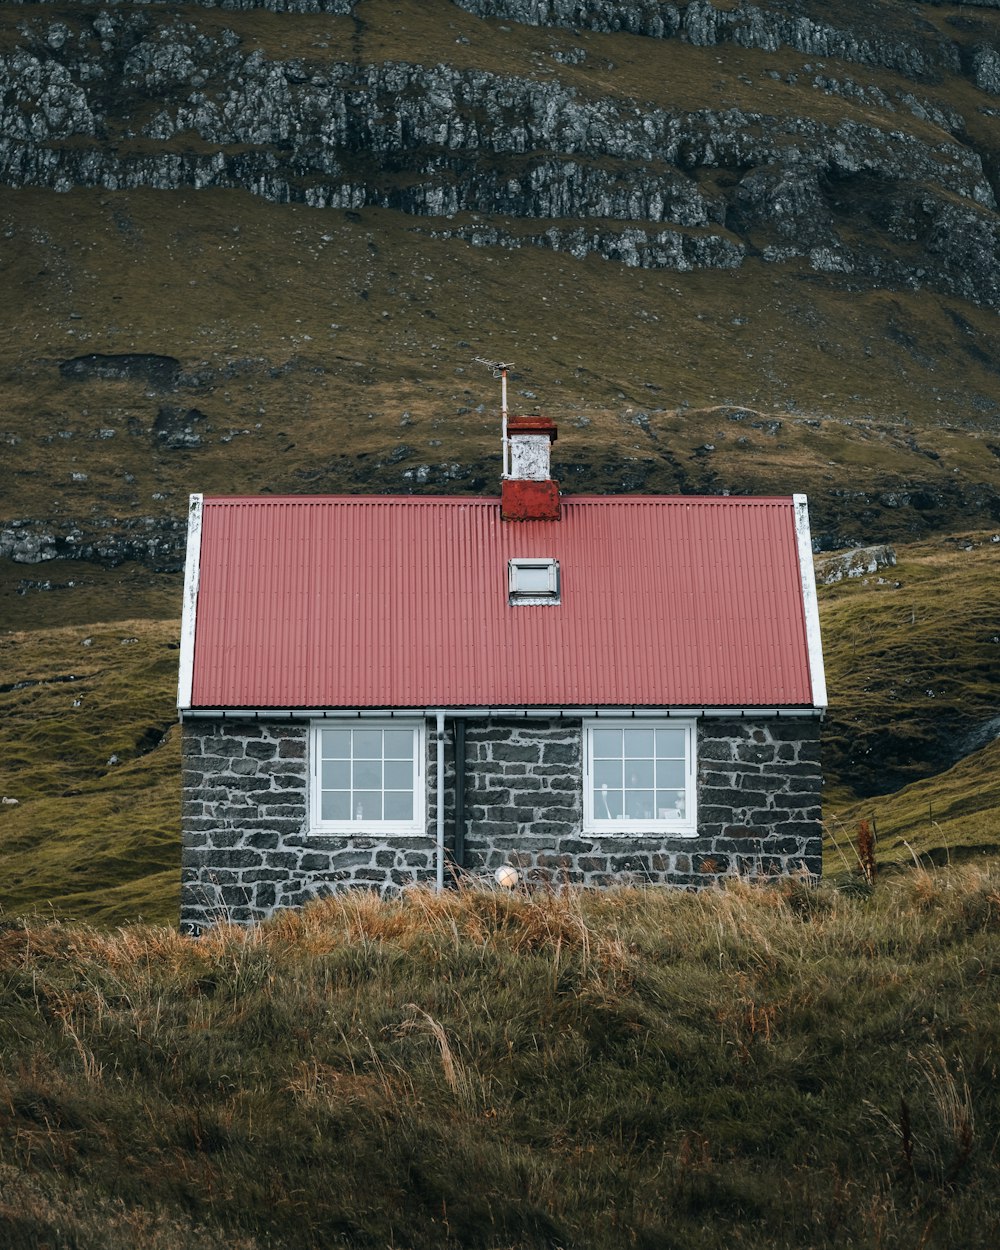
[188,495,816,709]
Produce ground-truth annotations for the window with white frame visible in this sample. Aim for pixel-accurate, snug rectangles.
[311,721,425,835]
[583,720,697,835]
[508,557,560,604]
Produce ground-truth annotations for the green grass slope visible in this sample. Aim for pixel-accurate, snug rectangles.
[3,0,999,553]
[0,617,181,926]
[5,0,1000,544]
[1,877,999,1248]
[819,531,1000,803]
[2,0,999,924]
[827,737,1000,878]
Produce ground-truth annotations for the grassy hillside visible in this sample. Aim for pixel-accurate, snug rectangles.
[1,876,999,1249]
[4,0,1000,545]
[819,531,1000,802]
[4,185,1000,550]
[819,528,1000,875]
[0,615,181,926]
[2,0,999,928]
[827,738,1000,879]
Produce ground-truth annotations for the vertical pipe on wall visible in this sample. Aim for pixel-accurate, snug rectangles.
[435,710,445,891]
[454,718,466,871]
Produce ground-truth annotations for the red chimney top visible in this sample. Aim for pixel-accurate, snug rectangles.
[501,416,560,521]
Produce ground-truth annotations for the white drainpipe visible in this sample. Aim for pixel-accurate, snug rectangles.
[435,710,445,890]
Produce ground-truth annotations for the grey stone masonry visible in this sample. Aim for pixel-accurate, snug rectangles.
[459,717,583,876]
[180,720,439,933]
[692,718,822,885]
[180,714,822,931]
[457,717,821,889]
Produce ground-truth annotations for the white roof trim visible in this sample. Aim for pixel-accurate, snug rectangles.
[793,493,828,710]
[180,705,824,721]
[176,493,204,712]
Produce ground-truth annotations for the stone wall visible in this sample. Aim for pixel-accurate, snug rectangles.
[694,718,823,881]
[180,714,822,931]
[180,720,439,932]
[455,717,821,887]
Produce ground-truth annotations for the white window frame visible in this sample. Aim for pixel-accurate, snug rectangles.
[310,719,426,836]
[582,718,697,837]
[509,557,560,605]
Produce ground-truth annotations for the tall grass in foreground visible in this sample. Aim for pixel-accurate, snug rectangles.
[2,868,1000,1249]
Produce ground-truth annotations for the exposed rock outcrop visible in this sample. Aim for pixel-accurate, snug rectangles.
[0,517,188,570]
[3,0,357,10]
[815,544,897,585]
[453,0,962,81]
[60,354,182,387]
[1,6,999,304]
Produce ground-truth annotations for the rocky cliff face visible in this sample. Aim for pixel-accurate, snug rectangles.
[3,1,1000,306]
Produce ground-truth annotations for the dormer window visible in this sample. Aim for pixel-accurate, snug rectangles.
[509,557,560,604]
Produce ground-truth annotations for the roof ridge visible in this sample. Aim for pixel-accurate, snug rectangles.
[199,494,798,506]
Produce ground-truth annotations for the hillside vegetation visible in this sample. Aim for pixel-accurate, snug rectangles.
[818,530,1000,802]
[3,184,1000,554]
[0,616,181,926]
[1,875,999,1249]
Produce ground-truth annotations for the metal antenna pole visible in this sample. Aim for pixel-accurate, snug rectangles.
[474,356,515,479]
[500,364,509,479]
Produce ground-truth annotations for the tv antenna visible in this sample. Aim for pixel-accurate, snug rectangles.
[474,356,515,478]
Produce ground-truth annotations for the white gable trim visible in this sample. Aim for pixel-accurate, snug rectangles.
[176,493,204,712]
[793,494,828,710]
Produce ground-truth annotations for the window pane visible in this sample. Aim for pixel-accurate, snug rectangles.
[515,565,551,592]
[594,787,623,819]
[624,728,654,758]
[353,730,382,759]
[315,723,422,828]
[384,760,412,790]
[656,759,685,789]
[384,791,413,821]
[592,729,622,759]
[383,730,413,760]
[625,789,655,819]
[593,760,621,791]
[625,759,654,789]
[321,729,351,759]
[585,722,692,831]
[353,791,382,820]
[322,759,350,789]
[658,791,685,819]
[656,728,685,758]
[353,759,381,789]
[321,791,350,821]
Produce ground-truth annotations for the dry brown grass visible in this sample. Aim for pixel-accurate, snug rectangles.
[2,870,1000,1247]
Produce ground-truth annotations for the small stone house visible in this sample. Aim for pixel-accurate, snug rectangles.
[177,416,826,931]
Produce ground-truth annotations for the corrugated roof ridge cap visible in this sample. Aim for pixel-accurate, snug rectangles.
[562,494,796,505]
[199,494,499,505]
[200,493,798,507]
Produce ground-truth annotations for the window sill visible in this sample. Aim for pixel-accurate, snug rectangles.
[309,824,430,838]
[582,824,698,838]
